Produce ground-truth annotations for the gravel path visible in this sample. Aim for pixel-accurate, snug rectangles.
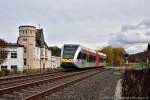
[43,69,121,100]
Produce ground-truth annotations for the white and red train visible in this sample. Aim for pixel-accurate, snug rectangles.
[61,44,106,71]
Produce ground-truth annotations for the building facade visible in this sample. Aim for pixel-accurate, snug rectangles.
[17,25,51,70]
[51,56,61,68]
[0,43,24,71]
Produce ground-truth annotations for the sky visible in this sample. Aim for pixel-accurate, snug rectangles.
[0,0,150,54]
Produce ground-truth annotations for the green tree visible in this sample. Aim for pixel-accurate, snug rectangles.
[0,39,7,64]
[49,46,61,57]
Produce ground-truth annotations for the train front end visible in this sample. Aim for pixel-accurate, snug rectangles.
[61,44,79,71]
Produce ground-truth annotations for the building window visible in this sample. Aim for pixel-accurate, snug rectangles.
[1,66,7,70]
[0,51,8,59]
[11,65,17,72]
[11,53,17,58]
[24,58,26,66]
[24,47,27,53]
[23,38,27,41]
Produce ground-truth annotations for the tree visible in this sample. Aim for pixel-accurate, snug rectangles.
[0,39,7,64]
[49,46,61,57]
[100,47,126,66]
[113,48,126,66]
[100,46,114,66]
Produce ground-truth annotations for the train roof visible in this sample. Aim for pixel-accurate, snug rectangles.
[63,44,106,57]
[97,52,107,58]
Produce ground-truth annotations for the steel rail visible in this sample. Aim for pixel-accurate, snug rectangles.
[0,68,100,96]
[0,72,65,87]
[0,71,61,82]
[24,69,109,100]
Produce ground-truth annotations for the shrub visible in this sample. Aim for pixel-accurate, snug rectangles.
[24,69,39,75]
[122,68,150,98]
[1,69,10,76]
[0,71,5,77]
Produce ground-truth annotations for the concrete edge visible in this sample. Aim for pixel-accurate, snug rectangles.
[114,79,122,100]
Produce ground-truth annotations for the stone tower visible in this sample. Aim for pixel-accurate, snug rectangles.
[17,25,51,70]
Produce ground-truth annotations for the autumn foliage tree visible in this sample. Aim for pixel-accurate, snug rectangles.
[113,48,126,66]
[100,46,126,66]
[100,46,114,66]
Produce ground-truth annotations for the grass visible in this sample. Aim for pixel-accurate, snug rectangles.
[24,68,62,75]
[122,68,150,99]
[128,63,147,70]
[0,69,10,77]
[0,67,63,77]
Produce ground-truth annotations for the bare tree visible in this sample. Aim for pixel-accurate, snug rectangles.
[0,39,7,64]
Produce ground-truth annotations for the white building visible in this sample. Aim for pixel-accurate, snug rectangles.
[0,43,24,71]
[17,25,51,70]
[0,25,52,72]
[51,56,61,68]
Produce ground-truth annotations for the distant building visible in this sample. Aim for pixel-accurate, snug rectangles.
[51,56,61,68]
[128,43,150,63]
[0,43,24,71]
[17,25,51,70]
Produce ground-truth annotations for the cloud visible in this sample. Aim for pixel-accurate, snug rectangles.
[109,19,150,53]
[1,0,150,54]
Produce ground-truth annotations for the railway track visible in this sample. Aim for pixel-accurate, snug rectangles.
[0,72,67,89]
[0,68,108,100]
[0,71,62,84]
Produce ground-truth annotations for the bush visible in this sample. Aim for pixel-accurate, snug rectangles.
[0,71,5,77]
[122,69,150,98]
[2,69,10,76]
[24,69,39,75]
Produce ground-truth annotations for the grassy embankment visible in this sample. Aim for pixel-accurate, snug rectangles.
[0,67,62,77]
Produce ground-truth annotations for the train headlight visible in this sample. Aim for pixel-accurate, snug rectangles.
[63,59,73,62]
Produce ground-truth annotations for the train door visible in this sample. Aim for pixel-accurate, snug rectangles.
[77,52,82,68]
[96,52,100,67]
[86,53,90,67]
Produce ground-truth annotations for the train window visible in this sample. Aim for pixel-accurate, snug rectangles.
[100,57,105,62]
[82,53,86,60]
[77,52,82,59]
[63,45,79,59]
[93,56,96,62]
[77,52,87,60]
[89,55,96,62]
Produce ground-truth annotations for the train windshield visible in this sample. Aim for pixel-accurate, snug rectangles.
[63,45,79,59]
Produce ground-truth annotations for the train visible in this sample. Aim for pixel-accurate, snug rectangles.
[61,44,107,71]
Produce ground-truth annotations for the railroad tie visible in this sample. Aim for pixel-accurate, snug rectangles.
[1,94,20,100]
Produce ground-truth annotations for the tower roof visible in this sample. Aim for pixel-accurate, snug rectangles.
[36,29,47,47]
[19,25,36,29]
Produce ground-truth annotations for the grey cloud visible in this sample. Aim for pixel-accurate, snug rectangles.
[1,0,150,53]
[109,19,150,53]
[138,19,150,28]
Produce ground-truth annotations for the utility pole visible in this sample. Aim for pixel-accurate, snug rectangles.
[145,51,149,68]
[125,53,129,69]
[38,24,41,29]
[146,43,150,68]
